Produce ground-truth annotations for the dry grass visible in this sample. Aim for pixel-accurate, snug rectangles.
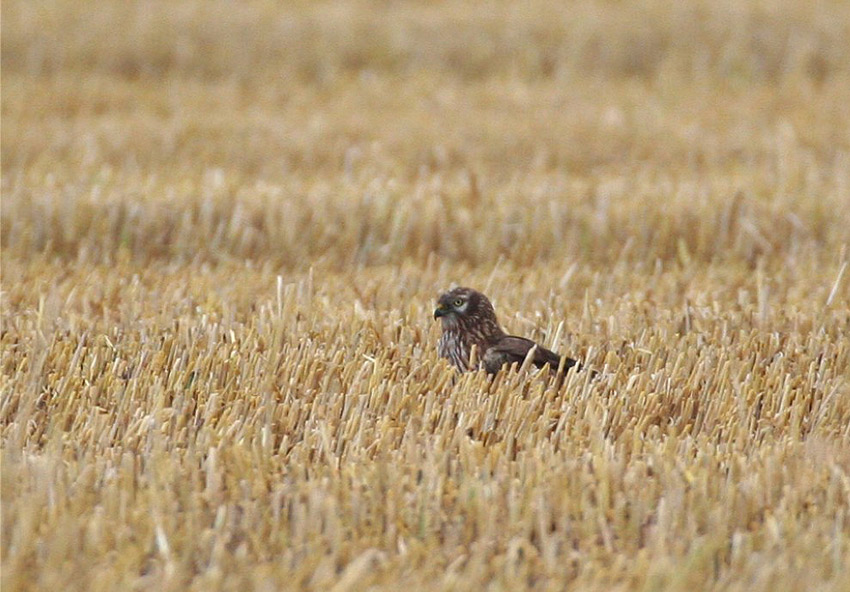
[2,1,850,590]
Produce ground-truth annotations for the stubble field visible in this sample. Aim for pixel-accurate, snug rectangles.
[2,1,850,590]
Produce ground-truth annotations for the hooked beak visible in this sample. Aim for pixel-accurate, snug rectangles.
[434,305,449,319]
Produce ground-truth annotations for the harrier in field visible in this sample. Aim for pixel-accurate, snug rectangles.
[434,287,580,375]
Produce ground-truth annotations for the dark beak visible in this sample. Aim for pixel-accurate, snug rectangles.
[434,306,448,319]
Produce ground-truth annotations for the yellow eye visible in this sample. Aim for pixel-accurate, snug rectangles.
[453,298,464,307]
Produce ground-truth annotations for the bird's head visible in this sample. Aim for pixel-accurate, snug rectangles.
[434,287,498,330]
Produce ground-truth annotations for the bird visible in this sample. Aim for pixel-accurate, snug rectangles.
[433,287,579,375]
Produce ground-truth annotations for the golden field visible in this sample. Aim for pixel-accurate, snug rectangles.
[2,1,850,590]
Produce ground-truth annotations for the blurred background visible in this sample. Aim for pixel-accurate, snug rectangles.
[3,0,849,267]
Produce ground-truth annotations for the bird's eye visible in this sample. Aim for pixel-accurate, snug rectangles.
[453,298,464,307]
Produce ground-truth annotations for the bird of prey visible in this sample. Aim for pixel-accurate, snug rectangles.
[434,287,579,375]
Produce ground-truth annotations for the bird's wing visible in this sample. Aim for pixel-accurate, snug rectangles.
[482,336,577,374]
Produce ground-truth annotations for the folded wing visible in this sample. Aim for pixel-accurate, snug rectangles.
[482,335,578,375]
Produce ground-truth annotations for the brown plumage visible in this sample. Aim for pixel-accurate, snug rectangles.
[434,287,579,375]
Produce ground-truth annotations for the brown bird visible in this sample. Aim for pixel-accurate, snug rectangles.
[434,287,579,375]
